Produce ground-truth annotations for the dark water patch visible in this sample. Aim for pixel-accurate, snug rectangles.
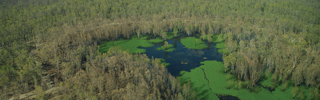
[140,33,223,76]
[216,94,241,100]
[100,33,244,99]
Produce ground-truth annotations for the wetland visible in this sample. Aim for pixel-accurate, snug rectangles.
[2,0,319,99]
[99,32,306,100]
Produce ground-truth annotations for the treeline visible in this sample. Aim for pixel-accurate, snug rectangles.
[52,46,197,100]
[2,0,319,46]
[0,0,320,99]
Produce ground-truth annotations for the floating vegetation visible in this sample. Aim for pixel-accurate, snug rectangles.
[164,48,175,52]
[167,32,176,39]
[180,60,306,100]
[156,41,175,52]
[99,35,154,54]
[162,62,170,67]
[215,42,226,53]
[3,0,319,99]
[180,65,219,99]
[181,37,207,49]
[215,42,225,49]
[167,35,175,39]
[159,58,170,67]
[148,38,164,43]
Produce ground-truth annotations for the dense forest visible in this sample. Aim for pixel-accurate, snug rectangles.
[0,0,319,99]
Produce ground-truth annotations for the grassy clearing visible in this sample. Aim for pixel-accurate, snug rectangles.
[99,35,154,54]
[181,37,207,49]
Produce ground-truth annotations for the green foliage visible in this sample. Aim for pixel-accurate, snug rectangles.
[138,35,151,40]
[1,0,320,99]
[157,58,170,67]
[309,88,315,100]
[167,32,176,39]
[298,90,305,100]
[226,80,233,89]
[161,62,170,67]
[156,43,175,52]
[148,38,164,43]
[35,86,45,100]
[214,34,225,43]
[234,81,239,90]
[315,88,320,100]
[99,36,154,54]
[200,34,207,40]
[306,32,320,45]
[173,27,179,36]
[182,60,305,100]
[179,68,219,99]
[281,81,289,91]
[291,86,299,98]
[1,0,318,47]
[180,37,207,49]
[164,41,169,48]
[161,30,168,40]
[158,58,165,62]
[164,48,175,52]
[215,43,225,49]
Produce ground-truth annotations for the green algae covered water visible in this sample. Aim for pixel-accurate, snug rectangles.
[99,33,224,76]
[99,33,306,100]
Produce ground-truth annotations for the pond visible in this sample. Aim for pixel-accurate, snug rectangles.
[99,32,298,100]
[139,34,223,76]
[99,32,224,77]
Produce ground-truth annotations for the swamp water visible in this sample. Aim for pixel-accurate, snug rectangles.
[140,35,223,77]
[99,33,299,100]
